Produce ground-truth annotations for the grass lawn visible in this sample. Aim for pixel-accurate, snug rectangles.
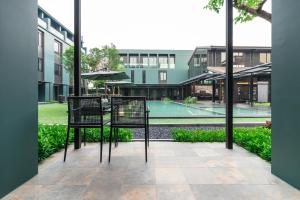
[38,103,270,125]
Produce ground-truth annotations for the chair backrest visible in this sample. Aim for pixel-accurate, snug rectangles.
[111,96,146,126]
[67,96,103,126]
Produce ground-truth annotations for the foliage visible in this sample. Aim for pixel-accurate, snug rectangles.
[204,0,271,23]
[86,44,124,93]
[38,124,132,162]
[172,127,271,161]
[162,97,171,104]
[62,46,89,81]
[184,96,197,105]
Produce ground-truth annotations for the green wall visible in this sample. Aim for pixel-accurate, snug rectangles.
[272,0,300,190]
[0,0,38,197]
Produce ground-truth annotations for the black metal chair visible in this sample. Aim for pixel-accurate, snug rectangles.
[109,96,149,162]
[64,96,106,162]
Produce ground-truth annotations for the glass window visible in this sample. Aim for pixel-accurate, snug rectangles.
[141,56,148,67]
[260,52,271,63]
[221,52,226,64]
[200,54,207,65]
[129,55,138,67]
[159,71,167,83]
[149,55,157,67]
[169,55,175,69]
[54,64,62,76]
[233,52,243,63]
[38,31,44,47]
[54,40,62,55]
[193,56,200,67]
[38,58,44,72]
[159,55,168,68]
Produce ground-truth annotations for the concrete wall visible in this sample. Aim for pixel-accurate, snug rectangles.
[0,0,38,197]
[272,0,300,190]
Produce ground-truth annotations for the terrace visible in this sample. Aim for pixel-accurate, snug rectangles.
[5,143,300,199]
[1,0,300,199]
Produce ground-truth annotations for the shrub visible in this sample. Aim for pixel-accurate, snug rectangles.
[38,124,132,162]
[162,97,171,104]
[171,127,271,161]
[184,96,197,105]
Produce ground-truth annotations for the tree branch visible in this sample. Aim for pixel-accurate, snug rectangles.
[233,0,271,23]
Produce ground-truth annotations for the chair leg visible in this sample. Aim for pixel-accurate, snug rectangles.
[84,128,86,146]
[114,128,117,148]
[100,126,103,163]
[145,127,148,162]
[64,126,70,162]
[109,126,113,163]
[116,128,119,147]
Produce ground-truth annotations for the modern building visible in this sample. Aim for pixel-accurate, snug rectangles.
[188,46,271,78]
[37,7,73,102]
[118,49,193,100]
[117,47,271,101]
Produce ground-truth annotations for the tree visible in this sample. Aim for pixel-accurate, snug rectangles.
[62,46,89,81]
[204,0,271,23]
[86,44,124,94]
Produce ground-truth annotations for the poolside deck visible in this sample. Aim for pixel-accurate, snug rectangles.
[4,142,300,200]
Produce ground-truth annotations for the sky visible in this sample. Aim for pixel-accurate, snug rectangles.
[38,0,271,50]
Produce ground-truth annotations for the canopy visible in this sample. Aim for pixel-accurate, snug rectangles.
[106,81,133,86]
[81,70,130,80]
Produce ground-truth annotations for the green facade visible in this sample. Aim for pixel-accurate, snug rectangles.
[38,7,72,102]
[272,0,300,190]
[0,0,38,197]
[118,49,193,100]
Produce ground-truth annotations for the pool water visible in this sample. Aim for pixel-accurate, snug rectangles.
[147,101,271,118]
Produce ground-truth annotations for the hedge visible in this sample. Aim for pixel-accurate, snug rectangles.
[38,124,132,162]
[171,127,271,161]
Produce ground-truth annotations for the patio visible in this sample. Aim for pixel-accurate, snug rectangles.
[4,142,300,200]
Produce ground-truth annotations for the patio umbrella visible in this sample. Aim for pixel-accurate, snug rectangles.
[81,70,130,81]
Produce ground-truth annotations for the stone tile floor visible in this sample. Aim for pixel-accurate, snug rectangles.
[4,142,300,200]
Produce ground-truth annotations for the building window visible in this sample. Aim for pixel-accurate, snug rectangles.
[200,54,207,65]
[260,52,271,63]
[54,40,62,55]
[142,70,146,83]
[131,70,134,83]
[233,52,244,63]
[129,55,138,67]
[159,55,168,69]
[169,55,175,69]
[221,52,226,64]
[54,64,62,76]
[38,58,44,72]
[141,55,148,67]
[149,55,157,67]
[38,30,44,48]
[159,71,167,83]
[193,56,200,67]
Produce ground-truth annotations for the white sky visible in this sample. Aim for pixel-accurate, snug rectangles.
[38,0,271,50]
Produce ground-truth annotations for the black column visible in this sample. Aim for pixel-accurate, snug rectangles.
[74,0,81,149]
[225,0,233,149]
[212,80,216,102]
[249,74,254,107]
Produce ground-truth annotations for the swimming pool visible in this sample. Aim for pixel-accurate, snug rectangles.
[147,101,271,118]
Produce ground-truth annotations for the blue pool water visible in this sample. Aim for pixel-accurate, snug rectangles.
[147,101,271,118]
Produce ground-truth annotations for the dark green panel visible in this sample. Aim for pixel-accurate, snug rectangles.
[272,0,300,189]
[0,0,38,198]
